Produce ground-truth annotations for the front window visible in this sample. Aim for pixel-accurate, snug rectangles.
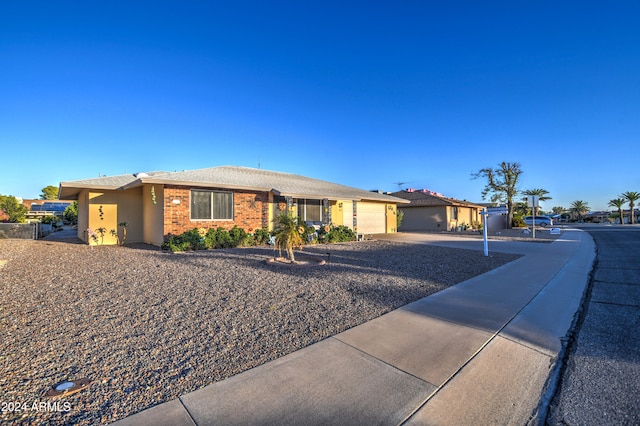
[191,190,233,220]
[297,199,322,222]
[451,206,458,220]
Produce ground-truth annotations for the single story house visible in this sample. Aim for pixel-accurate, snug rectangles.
[59,166,409,246]
[391,189,484,232]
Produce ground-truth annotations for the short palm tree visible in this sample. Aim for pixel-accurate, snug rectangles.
[522,188,552,216]
[570,200,590,222]
[273,213,304,262]
[608,198,626,224]
[621,191,640,225]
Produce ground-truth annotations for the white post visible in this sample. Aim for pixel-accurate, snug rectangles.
[482,209,489,256]
[527,195,540,239]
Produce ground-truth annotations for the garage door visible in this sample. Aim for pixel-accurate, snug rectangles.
[356,202,386,234]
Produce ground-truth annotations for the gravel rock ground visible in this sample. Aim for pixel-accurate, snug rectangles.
[0,237,520,425]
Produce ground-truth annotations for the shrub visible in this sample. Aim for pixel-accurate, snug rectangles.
[229,226,249,247]
[324,225,356,243]
[41,215,57,225]
[63,201,78,225]
[162,228,206,252]
[512,214,526,228]
[273,213,304,262]
[251,228,271,245]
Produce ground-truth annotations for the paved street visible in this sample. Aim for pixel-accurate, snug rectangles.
[546,225,640,425]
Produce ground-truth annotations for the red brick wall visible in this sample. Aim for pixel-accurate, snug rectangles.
[163,185,269,238]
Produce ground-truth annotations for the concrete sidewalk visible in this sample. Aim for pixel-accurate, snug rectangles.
[115,229,595,426]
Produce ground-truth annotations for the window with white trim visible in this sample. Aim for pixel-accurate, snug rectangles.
[191,190,233,220]
[297,199,322,222]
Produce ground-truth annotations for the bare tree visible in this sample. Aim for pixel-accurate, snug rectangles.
[472,162,523,229]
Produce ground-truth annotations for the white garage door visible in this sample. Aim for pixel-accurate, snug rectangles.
[357,202,386,234]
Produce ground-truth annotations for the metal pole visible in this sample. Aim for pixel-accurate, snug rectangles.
[482,209,489,256]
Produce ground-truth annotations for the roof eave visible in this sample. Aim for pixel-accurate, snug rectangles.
[142,178,272,193]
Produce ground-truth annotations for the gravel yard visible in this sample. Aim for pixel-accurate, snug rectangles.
[1,237,520,425]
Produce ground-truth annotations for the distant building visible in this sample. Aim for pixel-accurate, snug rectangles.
[391,189,484,232]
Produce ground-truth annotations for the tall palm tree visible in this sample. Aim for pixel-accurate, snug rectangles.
[522,188,552,216]
[608,198,626,224]
[621,191,640,225]
[570,200,590,222]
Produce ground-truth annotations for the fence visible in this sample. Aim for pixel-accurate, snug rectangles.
[0,223,52,239]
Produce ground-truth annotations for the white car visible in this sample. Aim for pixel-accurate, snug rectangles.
[523,216,553,227]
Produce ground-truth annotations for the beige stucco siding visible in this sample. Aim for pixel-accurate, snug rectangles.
[143,184,164,246]
[83,188,144,245]
[76,190,89,242]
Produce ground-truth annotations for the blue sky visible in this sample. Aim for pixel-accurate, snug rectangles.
[2,1,639,212]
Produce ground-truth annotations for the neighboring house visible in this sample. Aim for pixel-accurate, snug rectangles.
[58,166,409,246]
[22,199,72,220]
[391,189,484,232]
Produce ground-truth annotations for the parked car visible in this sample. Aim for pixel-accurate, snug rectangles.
[523,216,553,227]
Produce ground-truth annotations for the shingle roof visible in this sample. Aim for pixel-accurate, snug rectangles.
[391,190,482,208]
[60,166,408,203]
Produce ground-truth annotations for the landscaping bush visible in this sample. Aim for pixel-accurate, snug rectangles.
[229,226,249,247]
[251,228,271,245]
[512,214,526,228]
[323,225,356,243]
[162,222,356,253]
[162,229,205,252]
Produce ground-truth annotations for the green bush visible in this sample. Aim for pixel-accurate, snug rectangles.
[63,201,78,224]
[162,228,205,252]
[251,228,271,245]
[162,222,356,253]
[512,214,526,227]
[229,226,249,246]
[41,215,57,224]
[324,225,356,243]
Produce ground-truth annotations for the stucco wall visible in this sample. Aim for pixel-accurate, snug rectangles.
[143,184,165,246]
[86,188,143,245]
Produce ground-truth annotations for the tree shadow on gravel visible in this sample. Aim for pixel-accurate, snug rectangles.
[156,241,522,310]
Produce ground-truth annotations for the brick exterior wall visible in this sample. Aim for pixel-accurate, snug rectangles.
[163,185,269,238]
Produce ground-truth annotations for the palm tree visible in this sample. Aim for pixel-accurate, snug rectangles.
[522,188,552,216]
[273,213,304,262]
[570,200,590,222]
[608,198,626,224]
[621,191,640,225]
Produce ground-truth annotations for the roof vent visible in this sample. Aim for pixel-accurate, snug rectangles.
[134,172,149,178]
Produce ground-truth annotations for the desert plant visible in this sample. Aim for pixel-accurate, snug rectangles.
[396,209,404,229]
[95,227,107,244]
[118,222,128,245]
[608,198,626,224]
[273,213,304,262]
[522,188,552,216]
[570,200,590,222]
[110,229,119,245]
[87,228,99,245]
[472,161,523,229]
[621,191,640,225]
